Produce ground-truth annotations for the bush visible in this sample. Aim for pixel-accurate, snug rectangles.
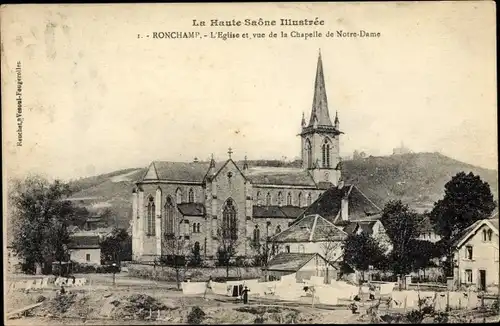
[36,295,46,303]
[71,262,120,274]
[187,306,206,325]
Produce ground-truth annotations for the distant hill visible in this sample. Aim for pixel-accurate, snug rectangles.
[341,152,498,212]
[66,152,498,228]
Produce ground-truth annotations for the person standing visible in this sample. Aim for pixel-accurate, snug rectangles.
[242,286,250,304]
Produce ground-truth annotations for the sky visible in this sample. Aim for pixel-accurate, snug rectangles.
[2,2,497,181]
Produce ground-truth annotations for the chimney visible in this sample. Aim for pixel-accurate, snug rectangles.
[341,196,349,221]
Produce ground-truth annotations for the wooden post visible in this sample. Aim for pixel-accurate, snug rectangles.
[446,291,450,312]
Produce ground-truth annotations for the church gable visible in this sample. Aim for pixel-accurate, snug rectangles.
[142,162,159,181]
[212,159,247,183]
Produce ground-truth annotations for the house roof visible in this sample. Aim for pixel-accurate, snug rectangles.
[264,253,317,272]
[298,184,381,223]
[252,205,306,219]
[265,252,338,272]
[357,221,377,235]
[342,222,358,235]
[244,167,316,186]
[68,235,100,249]
[177,203,205,216]
[453,217,499,249]
[271,214,347,243]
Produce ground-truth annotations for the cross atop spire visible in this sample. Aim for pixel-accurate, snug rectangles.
[227,147,233,159]
[308,49,333,127]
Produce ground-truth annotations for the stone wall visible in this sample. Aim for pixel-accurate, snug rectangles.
[128,262,262,282]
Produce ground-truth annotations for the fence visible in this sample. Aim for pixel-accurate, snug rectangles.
[7,276,89,293]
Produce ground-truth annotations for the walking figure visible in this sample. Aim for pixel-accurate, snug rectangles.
[242,286,250,304]
[368,282,376,301]
[204,276,212,299]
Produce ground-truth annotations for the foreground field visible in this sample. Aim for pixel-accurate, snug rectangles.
[5,273,500,325]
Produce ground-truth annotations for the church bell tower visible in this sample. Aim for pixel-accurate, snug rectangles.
[299,50,342,186]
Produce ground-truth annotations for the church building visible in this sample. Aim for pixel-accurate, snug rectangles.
[131,52,346,262]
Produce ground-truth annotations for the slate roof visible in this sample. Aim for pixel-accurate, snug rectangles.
[342,222,358,235]
[68,235,100,249]
[244,167,316,186]
[298,184,381,223]
[253,205,306,219]
[144,161,212,182]
[271,214,347,243]
[308,52,333,127]
[357,221,377,235]
[141,160,321,187]
[177,203,206,216]
[264,253,317,272]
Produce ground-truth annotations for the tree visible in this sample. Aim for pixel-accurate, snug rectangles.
[319,228,344,283]
[188,241,203,267]
[407,239,440,278]
[161,234,189,289]
[215,224,241,278]
[343,233,386,283]
[430,172,496,274]
[100,228,131,263]
[9,175,76,274]
[381,200,425,288]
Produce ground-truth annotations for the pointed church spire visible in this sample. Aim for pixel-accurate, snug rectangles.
[308,49,333,127]
[301,112,306,128]
[334,111,339,129]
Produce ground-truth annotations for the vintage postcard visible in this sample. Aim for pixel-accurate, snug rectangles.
[1,2,498,325]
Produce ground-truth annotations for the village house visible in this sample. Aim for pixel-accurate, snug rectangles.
[131,51,350,262]
[68,235,102,265]
[263,252,338,283]
[452,213,499,292]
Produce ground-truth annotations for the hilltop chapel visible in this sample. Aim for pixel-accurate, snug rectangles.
[131,52,382,262]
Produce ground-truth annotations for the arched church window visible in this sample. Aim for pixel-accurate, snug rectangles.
[188,188,194,203]
[488,229,493,241]
[223,199,237,240]
[286,193,292,206]
[147,196,156,236]
[298,244,305,253]
[275,225,281,234]
[253,225,260,245]
[305,139,312,169]
[277,192,283,206]
[298,193,302,207]
[266,193,272,206]
[176,188,182,204]
[163,196,175,236]
[256,191,262,206]
[307,193,312,206]
[483,230,487,241]
[322,138,331,168]
[193,223,197,233]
